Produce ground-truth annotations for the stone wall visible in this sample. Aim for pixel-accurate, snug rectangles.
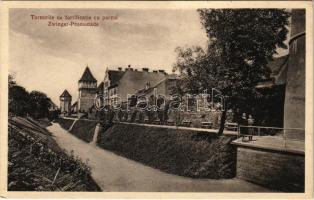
[283,9,305,140]
[236,146,304,192]
[78,89,96,112]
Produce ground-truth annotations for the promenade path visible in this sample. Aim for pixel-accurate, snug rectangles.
[47,123,274,192]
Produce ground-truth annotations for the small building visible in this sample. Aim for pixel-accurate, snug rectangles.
[48,99,58,112]
[78,66,97,112]
[60,89,72,116]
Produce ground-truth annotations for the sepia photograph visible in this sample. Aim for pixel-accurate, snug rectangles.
[0,2,313,198]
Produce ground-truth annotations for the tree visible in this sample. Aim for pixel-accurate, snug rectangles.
[9,74,30,116]
[9,85,30,116]
[198,9,290,134]
[174,9,290,134]
[29,91,51,119]
[8,74,54,119]
[8,74,16,89]
[173,46,220,95]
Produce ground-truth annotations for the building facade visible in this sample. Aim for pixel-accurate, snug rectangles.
[103,67,125,105]
[78,66,97,112]
[103,66,170,106]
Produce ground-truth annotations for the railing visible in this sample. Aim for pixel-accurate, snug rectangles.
[237,125,305,147]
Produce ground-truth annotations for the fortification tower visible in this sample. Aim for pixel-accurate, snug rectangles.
[78,66,97,112]
[60,89,72,115]
[283,9,305,140]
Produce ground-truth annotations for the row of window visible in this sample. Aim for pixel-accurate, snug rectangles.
[104,87,117,97]
[104,97,119,105]
[79,82,97,88]
[110,88,117,96]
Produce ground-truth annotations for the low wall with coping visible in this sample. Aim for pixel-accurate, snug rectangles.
[233,139,304,192]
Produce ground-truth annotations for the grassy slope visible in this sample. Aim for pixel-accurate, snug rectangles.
[55,118,75,130]
[69,120,98,143]
[98,123,237,179]
[56,118,98,143]
[8,117,101,191]
[56,118,237,179]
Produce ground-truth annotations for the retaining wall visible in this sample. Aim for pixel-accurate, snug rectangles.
[236,146,304,192]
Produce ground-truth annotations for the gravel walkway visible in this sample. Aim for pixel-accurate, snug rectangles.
[48,123,275,192]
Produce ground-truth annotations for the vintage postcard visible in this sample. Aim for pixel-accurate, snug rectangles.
[0,1,313,199]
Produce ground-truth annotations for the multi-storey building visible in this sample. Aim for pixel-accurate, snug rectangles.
[103,65,170,106]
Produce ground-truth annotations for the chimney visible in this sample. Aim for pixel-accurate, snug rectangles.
[125,65,131,71]
[118,67,122,71]
[158,70,165,73]
[145,82,151,90]
[142,68,149,72]
[153,70,158,73]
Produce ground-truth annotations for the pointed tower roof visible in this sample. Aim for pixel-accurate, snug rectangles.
[79,66,97,82]
[60,89,72,98]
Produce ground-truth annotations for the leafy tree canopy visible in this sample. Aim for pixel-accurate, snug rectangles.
[9,74,54,119]
[174,9,290,111]
[198,9,290,96]
[173,9,290,132]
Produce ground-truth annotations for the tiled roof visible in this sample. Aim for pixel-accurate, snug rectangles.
[108,70,125,88]
[60,89,71,97]
[122,70,166,91]
[79,66,97,82]
[137,78,166,95]
[136,74,178,95]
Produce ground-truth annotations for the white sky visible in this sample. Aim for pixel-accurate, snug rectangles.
[9,8,289,105]
[9,8,208,104]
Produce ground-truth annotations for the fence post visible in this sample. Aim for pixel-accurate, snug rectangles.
[284,129,286,148]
